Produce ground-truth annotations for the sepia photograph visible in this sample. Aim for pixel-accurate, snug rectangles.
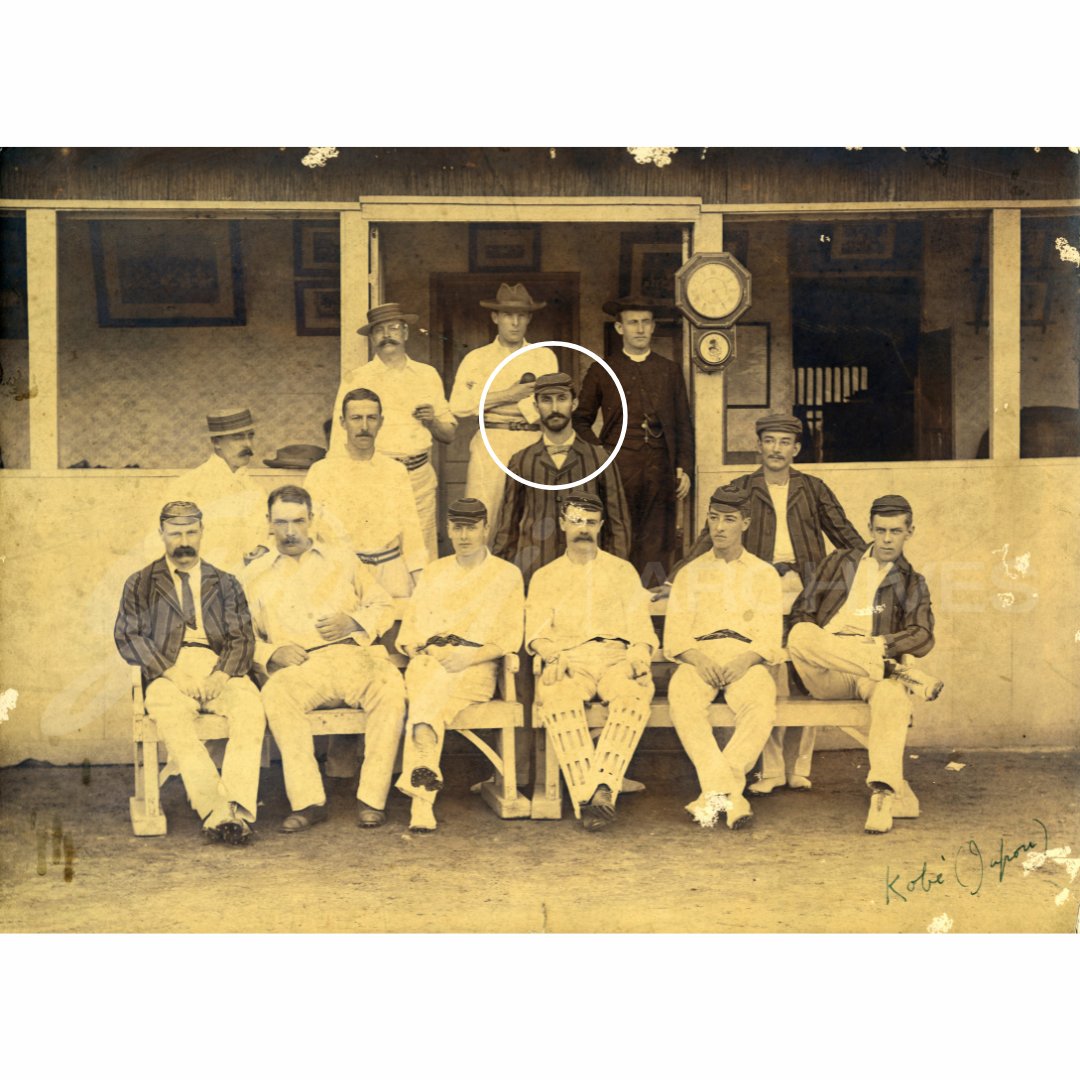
[1,144,1078,942]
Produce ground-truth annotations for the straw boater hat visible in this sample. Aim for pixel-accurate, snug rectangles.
[356,302,419,336]
[207,408,254,438]
[602,294,677,320]
[479,283,546,313]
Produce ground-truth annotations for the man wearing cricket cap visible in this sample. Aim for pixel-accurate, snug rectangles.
[116,500,264,844]
[665,484,783,831]
[786,494,942,834]
[450,284,559,522]
[328,302,457,560]
[159,407,269,575]
[668,411,864,794]
[395,497,525,832]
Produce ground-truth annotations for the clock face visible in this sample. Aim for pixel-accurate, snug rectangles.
[699,331,732,366]
[685,262,744,319]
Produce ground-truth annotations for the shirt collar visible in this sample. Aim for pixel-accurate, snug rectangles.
[166,557,201,577]
[542,431,576,450]
[270,542,327,567]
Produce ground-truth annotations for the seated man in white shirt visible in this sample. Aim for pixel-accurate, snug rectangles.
[665,486,783,830]
[395,497,525,832]
[526,493,658,830]
[243,485,406,832]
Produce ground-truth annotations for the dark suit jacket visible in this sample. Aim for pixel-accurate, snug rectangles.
[114,557,255,681]
[572,351,694,475]
[491,438,631,581]
[672,467,864,583]
[789,547,935,659]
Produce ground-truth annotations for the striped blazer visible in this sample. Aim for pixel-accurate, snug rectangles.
[789,547,935,658]
[491,438,631,583]
[672,467,864,583]
[114,557,255,681]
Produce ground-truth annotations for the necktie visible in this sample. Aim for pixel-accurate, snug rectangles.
[177,570,197,630]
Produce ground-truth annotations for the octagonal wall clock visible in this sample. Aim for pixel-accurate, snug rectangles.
[675,251,752,328]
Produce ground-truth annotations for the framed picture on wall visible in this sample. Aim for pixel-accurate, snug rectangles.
[294,221,341,276]
[90,220,246,327]
[295,281,341,336]
[725,323,770,407]
[618,229,682,302]
[469,224,541,272]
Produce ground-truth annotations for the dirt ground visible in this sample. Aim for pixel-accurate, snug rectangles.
[1,748,1077,934]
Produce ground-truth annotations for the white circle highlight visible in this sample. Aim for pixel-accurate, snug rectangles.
[477,341,628,492]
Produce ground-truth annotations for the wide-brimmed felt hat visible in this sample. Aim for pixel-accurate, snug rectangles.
[479,283,546,313]
[263,444,327,470]
[207,408,254,438]
[357,303,419,336]
[602,294,677,320]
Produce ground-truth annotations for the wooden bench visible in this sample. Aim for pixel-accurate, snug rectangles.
[529,656,921,821]
[128,653,528,836]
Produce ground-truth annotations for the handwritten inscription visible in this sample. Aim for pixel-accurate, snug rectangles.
[885,819,1049,904]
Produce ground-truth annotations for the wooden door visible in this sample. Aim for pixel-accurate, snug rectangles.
[430,272,579,553]
[915,328,954,459]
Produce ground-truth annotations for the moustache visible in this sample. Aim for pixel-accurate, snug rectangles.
[173,546,197,558]
[239,448,253,457]
[376,336,401,346]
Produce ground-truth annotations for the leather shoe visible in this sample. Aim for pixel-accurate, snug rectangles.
[280,803,329,833]
[218,819,254,845]
[581,785,616,831]
[725,793,754,830]
[787,774,812,791]
[748,775,786,796]
[357,801,386,828]
[864,787,894,834]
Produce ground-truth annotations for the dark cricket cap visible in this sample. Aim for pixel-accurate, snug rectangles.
[448,497,488,523]
[559,492,603,514]
[533,372,575,394]
[709,484,750,511]
[870,494,912,517]
[754,413,802,437]
[160,500,203,525]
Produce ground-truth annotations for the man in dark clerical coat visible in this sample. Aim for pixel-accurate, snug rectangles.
[573,295,694,587]
[492,372,630,584]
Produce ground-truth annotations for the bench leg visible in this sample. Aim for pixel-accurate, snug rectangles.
[130,737,167,837]
[474,726,531,819]
[530,728,564,820]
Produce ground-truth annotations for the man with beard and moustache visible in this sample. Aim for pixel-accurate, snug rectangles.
[524,494,656,829]
[305,388,429,614]
[158,408,269,575]
[786,494,942,834]
[573,296,694,588]
[115,501,265,845]
[450,284,559,522]
[243,485,405,832]
[526,493,657,830]
[394,498,524,832]
[665,486,783,832]
[329,303,456,561]
[665,412,864,795]
[492,372,630,584]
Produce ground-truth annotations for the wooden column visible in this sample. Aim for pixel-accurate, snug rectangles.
[692,208,725,516]
[340,210,374,377]
[26,209,59,471]
[989,208,1021,460]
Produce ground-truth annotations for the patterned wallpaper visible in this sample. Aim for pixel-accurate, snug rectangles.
[56,218,341,469]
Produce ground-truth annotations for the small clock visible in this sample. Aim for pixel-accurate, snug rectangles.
[675,252,752,327]
[694,328,735,373]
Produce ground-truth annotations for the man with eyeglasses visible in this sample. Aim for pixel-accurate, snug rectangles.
[526,492,657,830]
[329,303,457,560]
[573,296,694,588]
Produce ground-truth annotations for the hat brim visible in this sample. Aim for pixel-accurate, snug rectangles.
[210,425,256,438]
[357,313,419,336]
[602,300,678,320]
[478,300,547,312]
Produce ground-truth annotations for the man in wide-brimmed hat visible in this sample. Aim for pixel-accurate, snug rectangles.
[667,411,864,794]
[572,295,694,588]
[450,283,559,520]
[328,302,457,561]
[160,407,269,575]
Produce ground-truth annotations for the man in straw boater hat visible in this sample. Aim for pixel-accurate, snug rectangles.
[159,407,269,575]
[242,484,405,831]
[329,302,457,561]
[115,500,265,844]
[667,411,864,795]
[394,497,524,832]
[492,371,630,585]
[526,492,657,830]
[450,283,560,524]
[664,485,783,831]
[786,494,942,835]
[573,295,694,588]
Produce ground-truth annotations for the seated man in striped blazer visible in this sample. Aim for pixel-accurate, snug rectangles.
[786,494,942,834]
[115,501,264,845]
